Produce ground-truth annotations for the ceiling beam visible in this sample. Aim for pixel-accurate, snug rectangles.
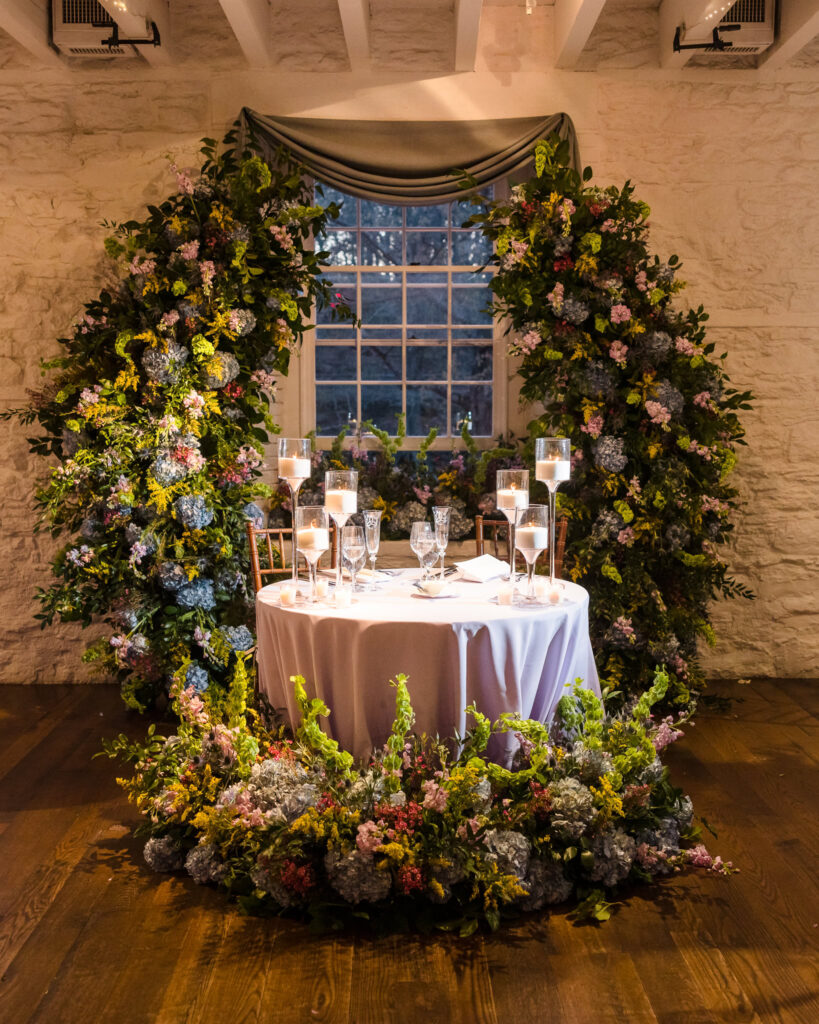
[554,0,607,69]
[0,0,61,66]
[97,0,173,65]
[217,0,273,67]
[337,0,370,71]
[758,0,819,71]
[454,0,483,72]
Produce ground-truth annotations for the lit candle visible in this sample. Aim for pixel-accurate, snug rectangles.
[334,587,352,608]
[498,582,516,605]
[316,578,330,599]
[279,583,296,607]
[297,526,330,552]
[534,578,549,599]
[536,455,570,482]
[496,486,529,510]
[278,456,311,480]
[515,525,549,552]
[325,489,357,514]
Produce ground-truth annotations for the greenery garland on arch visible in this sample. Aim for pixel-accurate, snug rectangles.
[7,132,352,709]
[470,137,753,705]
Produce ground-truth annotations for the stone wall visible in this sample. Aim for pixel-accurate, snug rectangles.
[1,13,817,681]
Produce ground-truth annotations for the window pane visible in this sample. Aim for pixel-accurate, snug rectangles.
[361,345,401,381]
[316,326,356,340]
[407,328,444,340]
[316,345,357,381]
[453,345,493,381]
[451,385,492,436]
[318,184,357,227]
[409,272,448,284]
[453,271,492,284]
[361,286,401,324]
[360,200,402,227]
[315,231,357,265]
[361,328,401,340]
[361,231,402,266]
[364,270,402,284]
[452,287,492,324]
[317,384,357,435]
[407,345,446,380]
[406,204,450,228]
[452,231,493,265]
[407,385,447,436]
[406,232,448,266]
[406,287,447,324]
[362,385,401,434]
[451,328,494,340]
[316,289,356,324]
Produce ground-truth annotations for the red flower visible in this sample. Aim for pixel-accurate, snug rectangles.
[280,859,316,895]
[375,800,424,834]
[397,864,425,895]
[553,256,574,272]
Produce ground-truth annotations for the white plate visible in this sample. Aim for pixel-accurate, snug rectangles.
[411,589,460,600]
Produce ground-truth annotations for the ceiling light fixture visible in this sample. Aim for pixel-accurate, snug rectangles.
[526,0,537,14]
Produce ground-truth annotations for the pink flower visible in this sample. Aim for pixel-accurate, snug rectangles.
[421,779,448,813]
[547,281,565,313]
[581,414,604,439]
[269,224,294,250]
[617,526,636,546]
[693,391,714,411]
[627,476,641,497]
[701,495,727,514]
[179,240,199,260]
[559,198,576,222]
[634,270,648,292]
[645,400,671,425]
[600,219,616,233]
[159,309,180,330]
[129,256,156,276]
[685,844,713,869]
[251,369,277,390]
[612,616,635,641]
[652,715,684,751]
[519,330,541,353]
[571,450,584,469]
[610,304,631,324]
[183,390,205,418]
[199,260,216,292]
[413,485,432,505]
[675,336,696,356]
[170,163,195,196]
[609,339,629,364]
[355,820,383,854]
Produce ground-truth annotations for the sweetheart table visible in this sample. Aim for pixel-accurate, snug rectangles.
[255,572,600,763]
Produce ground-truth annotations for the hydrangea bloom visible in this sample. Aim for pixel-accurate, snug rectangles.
[174,494,214,530]
[185,843,226,885]
[185,663,210,693]
[656,380,685,417]
[220,625,254,651]
[593,436,628,473]
[176,579,216,611]
[324,849,392,904]
[228,309,257,335]
[519,858,574,910]
[549,778,595,841]
[483,829,531,881]
[143,835,185,873]
[588,828,637,887]
[641,330,673,361]
[141,341,189,384]
[243,502,265,527]
[158,562,187,592]
[201,352,240,389]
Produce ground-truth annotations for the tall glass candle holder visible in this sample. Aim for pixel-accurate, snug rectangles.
[432,506,451,579]
[295,506,330,603]
[278,438,312,585]
[535,437,571,588]
[514,504,549,603]
[362,509,383,588]
[324,469,358,591]
[495,468,529,581]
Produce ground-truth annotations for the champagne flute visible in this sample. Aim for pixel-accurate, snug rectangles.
[514,504,549,603]
[341,524,366,593]
[362,509,383,588]
[278,437,312,585]
[535,437,571,589]
[295,506,330,603]
[495,468,529,581]
[432,505,451,579]
[409,522,435,580]
[324,469,358,592]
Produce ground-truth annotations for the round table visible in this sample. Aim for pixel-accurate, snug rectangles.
[255,571,600,763]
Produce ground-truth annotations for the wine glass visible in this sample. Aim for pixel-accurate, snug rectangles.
[362,509,383,587]
[278,438,312,585]
[295,506,330,603]
[495,468,529,581]
[432,505,451,579]
[341,524,366,593]
[324,469,358,592]
[409,522,436,580]
[535,437,571,589]
[514,504,550,603]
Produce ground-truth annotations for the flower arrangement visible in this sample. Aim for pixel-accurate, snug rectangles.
[469,136,753,705]
[103,660,733,933]
[6,132,352,709]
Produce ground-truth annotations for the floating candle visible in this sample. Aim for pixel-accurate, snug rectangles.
[278,456,311,480]
[297,526,330,554]
[536,457,570,483]
[496,487,529,510]
[515,525,549,553]
[325,489,357,514]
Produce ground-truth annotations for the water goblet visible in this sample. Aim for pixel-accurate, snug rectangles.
[514,504,550,603]
[495,468,529,581]
[409,521,436,580]
[325,469,358,592]
[535,437,571,589]
[278,437,312,585]
[295,506,330,603]
[341,524,367,593]
[362,509,383,588]
[432,505,451,579]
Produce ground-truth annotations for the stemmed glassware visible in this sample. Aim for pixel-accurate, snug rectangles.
[324,469,358,592]
[514,504,550,603]
[535,437,571,589]
[295,506,330,603]
[362,509,383,588]
[410,522,436,579]
[432,506,451,580]
[277,438,312,586]
[341,525,366,593]
[495,468,529,581]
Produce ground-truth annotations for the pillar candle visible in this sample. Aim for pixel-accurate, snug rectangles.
[496,487,529,510]
[515,525,549,552]
[536,458,570,482]
[296,527,330,551]
[278,456,311,479]
[325,489,357,514]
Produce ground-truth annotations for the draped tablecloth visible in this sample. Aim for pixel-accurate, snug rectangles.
[256,572,599,763]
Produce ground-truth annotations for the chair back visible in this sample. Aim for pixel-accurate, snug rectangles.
[246,522,337,593]
[475,515,568,580]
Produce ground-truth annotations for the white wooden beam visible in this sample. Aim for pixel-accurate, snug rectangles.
[0,0,61,66]
[97,0,173,65]
[217,0,273,68]
[554,0,607,69]
[758,0,819,71]
[337,0,370,71]
[454,0,483,72]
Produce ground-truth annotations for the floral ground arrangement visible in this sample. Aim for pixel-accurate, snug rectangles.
[105,663,732,933]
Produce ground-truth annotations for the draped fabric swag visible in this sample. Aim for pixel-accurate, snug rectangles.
[238,107,580,204]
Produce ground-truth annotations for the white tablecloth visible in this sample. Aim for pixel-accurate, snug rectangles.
[256,571,600,763]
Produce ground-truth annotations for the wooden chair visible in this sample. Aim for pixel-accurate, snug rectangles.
[475,515,568,580]
[247,522,337,593]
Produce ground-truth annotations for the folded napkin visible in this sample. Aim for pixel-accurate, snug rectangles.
[453,554,509,583]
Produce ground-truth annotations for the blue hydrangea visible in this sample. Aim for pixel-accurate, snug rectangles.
[562,296,590,325]
[158,562,187,592]
[185,663,210,693]
[141,340,189,384]
[152,452,187,485]
[242,502,264,527]
[174,494,214,530]
[641,331,673,362]
[201,352,239,389]
[582,360,615,398]
[656,379,684,417]
[232,309,257,335]
[114,606,139,631]
[177,579,216,611]
[593,436,628,474]
[220,625,254,651]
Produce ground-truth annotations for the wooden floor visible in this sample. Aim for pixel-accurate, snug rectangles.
[0,680,817,1024]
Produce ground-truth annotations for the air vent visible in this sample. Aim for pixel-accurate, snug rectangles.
[52,0,138,58]
[678,0,774,56]
[722,0,766,23]
[61,1,114,25]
